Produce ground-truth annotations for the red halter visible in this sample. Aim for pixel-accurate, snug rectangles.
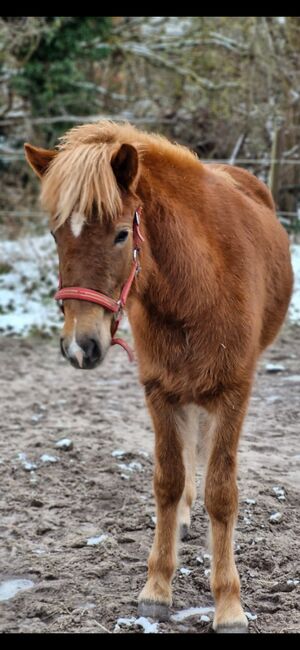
[54,207,144,362]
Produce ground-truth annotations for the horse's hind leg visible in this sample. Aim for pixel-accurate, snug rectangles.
[204,385,251,633]
[138,394,185,620]
[177,405,199,540]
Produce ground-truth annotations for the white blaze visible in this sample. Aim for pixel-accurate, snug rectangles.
[70,211,85,238]
[68,318,84,367]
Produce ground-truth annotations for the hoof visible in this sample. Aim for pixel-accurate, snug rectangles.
[180,523,190,541]
[215,624,248,634]
[138,599,170,621]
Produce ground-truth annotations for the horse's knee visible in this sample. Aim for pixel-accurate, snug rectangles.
[154,459,185,508]
[205,470,238,524]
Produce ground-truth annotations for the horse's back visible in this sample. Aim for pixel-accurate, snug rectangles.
[205,163,293,351]
[208,163,275,211]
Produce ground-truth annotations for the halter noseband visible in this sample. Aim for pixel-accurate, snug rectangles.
[54,207,144,362]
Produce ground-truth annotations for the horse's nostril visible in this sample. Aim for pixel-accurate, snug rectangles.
[88,338,100,361]
[82,338,101,366]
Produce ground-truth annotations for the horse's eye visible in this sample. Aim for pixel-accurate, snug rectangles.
[114,230,129,245]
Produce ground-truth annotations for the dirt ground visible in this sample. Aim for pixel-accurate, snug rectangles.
[0,324,299,634]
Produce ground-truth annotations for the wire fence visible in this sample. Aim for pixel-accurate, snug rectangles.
[1,156,299,222]
[1,152,300,165]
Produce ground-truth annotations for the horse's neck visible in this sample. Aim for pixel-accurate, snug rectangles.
[136,173,218,320]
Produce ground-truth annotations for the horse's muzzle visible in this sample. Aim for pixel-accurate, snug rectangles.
[60,336,102,370]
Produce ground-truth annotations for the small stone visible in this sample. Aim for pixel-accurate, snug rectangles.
[23,463,37,472]
[265,363,286,373]
[269,512,282,523]
[36,525,52,535]
[40,454,58,463]
[180,567,191,575]
[30,499,44,508]
[55,438,74,451]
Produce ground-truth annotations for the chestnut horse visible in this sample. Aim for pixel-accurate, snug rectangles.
[25,121,293,633]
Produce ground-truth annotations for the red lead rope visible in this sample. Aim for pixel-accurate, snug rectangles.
[54,207,144,362]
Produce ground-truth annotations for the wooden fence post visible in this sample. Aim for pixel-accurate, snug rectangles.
[268,126,284,206]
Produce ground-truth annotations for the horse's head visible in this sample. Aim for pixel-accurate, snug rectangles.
[24,136,141,369]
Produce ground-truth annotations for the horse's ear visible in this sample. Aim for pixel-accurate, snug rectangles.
[24,143,57,179]
[111,143,139,190]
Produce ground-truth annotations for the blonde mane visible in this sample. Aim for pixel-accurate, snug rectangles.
[40,120,200,228]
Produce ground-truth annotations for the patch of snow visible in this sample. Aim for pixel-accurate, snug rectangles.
[282,375,300,382]
[31,413,44,423]
[289,245,300,323]
[266,395,281,403]
[203,553,211,561]
[129,461,143,471]
[86,534,107,546]
[196,556,204,564]
[171,606,215,622]
[200,614,210,622]
[33,548,46,555]
[17,452,37,471]
[244,498,256,505]
[180,567,191,575]
[246,611,257,621]
[0,234,62,336]
[135,616,159,633]
[287,579,299,586]
[204,568,211,577]
[0,579,34,601]
[111,449,125,458]
[115,616,158,633]
[120,473,130,480]
[117,461,143,472]
[151,516,157,525]
[40,454,58,463]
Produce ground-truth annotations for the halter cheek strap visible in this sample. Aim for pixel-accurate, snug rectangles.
[54,207,144,362]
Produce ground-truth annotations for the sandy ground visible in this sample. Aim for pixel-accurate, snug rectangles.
[0,324,299,634]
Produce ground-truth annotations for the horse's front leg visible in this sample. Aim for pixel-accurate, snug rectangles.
[177,405,199,540]
[138,393,185,620]
[205,386,251,633]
